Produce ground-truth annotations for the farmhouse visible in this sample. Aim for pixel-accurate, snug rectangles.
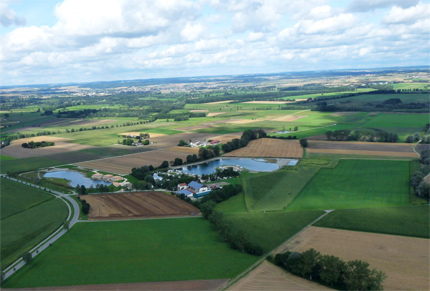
[209,140,220,145]
[91,173,103,180]
[190,139,207,147]
[177,183,188,190]
[188,181,209,193]
[177,189,194,197]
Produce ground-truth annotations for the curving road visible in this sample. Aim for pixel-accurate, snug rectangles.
[1,174,80,280]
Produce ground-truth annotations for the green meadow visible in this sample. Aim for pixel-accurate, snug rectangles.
[3,218,258,288]
[286,159,410,211]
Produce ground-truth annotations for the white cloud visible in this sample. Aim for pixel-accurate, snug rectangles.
[0,1,25,27]
[383,2,430,24]
[347,0,419,12]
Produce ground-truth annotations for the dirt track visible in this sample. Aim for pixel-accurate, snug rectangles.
[81,192,200,220]
[4,279,228,291]
[307,140,419,157]
[224,138,303,158]
[228,261,332,291]
[277,227,429,291]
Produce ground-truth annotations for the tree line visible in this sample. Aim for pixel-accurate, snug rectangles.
[325,129,399,142]
[21,141,55,149]
[274,249,386,290]
[222,129,267,153]
[410,150,430,200]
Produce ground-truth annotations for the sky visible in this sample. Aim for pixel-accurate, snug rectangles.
[0,0,429,86]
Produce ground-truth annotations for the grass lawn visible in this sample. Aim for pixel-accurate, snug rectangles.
[0,154,17,161]
[246,167,319,211]
[0,178,54,219]
[223,211,324,252]
[314,206,429,238]
[4,218,258,288]
[0,156,65,174]
[1,195,68,269]
[287,159,410,211]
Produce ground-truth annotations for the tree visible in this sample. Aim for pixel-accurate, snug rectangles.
[297,248,320,278]
[82,203,90,214]
[405,135,414,143]
[22,251,32,263]
[417,181,429,199]
[178,139,188,146]
[299,138,308,148]
[80,185,87,195]
[319,255,345,286]
[63,221,70,230]
[173,158,183,166]
[200,200,216,219]
[159,160,169,168]
[294,126,298,131]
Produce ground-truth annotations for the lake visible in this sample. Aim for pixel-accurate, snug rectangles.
[44,171,112,188]
[181,158,280,175]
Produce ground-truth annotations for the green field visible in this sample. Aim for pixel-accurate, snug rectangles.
[246,167,319,211]
[3,218,258,288]
[0,156,65,174]
[0,154,16,161]
[314,206,429,238]
[0,179,68,269]
[286,159,410,211]
[0,178,54,219]
[223,211,324,252]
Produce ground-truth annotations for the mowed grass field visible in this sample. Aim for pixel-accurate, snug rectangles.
[287,159,410,211]
[0,179,68,269]
[314,205,429,238]
[3,218,258,288]
[222,211,324,252]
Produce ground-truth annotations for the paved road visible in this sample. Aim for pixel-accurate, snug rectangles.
[1,175,80,280]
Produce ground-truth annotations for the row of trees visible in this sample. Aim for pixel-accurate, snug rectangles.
[325,129,399,142]
[411,150,430,200]
[222,129,267,153]
[405,124,430,144]
[274,249,386,290]
[77,196,91,214]
[21,141,55,149]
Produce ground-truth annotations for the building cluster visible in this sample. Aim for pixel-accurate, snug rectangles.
[176,181,221,199]
[189,139,220,148]
[91,173,132,188]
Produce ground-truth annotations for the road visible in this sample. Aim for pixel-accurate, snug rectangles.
[0,174,80,280]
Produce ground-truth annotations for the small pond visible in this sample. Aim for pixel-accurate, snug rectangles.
[44,171,112,188]
[181,158,280,175]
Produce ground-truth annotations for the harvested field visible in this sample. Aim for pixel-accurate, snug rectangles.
[209,133,242,143]
[271,115,305,122]
[0,136,96,158]
[243,101,288,104]
[190,109,209,112]
[225,119,258,124]
[119,132,166,138]
[6,279,228,291]
[81,192,200,220]
[207,112,225,117]
[146,132,213,149]
[57,118,117,126]
[307,141,418,157]
[224,138,303,158]
[204,100,233,104]
[166,146,200,153]
[277,227,429,291]
[229,261,332,291]
[76,146,206,174]
[329,112,358,116]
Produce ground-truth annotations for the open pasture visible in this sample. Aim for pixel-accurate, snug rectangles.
[3,218,258,288]
[287,159,410,211]
[228,261,332,291]
[280,226,429,291]
[307,140,418,158]
[224,138,303,158]
[314,205,429,238]
[82,192,200,220]
[0,136,96,158]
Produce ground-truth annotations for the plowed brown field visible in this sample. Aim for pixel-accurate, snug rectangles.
[229,261,332,291]
[277,227,429,291]
[81,192,200,220]
[307,140,418,157]
[224,138,303,158]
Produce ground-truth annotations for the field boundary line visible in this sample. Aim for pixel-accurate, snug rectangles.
[220,210,331,291]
